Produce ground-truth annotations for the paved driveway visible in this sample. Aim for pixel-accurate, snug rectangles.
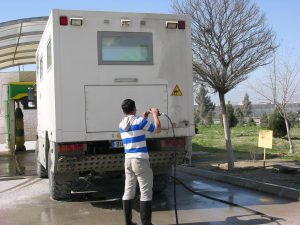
[1,162,299,225]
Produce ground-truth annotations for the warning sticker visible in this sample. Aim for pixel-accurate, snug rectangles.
[171,85,183,96]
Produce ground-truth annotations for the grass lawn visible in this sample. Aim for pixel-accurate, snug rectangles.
[193,124,300,162]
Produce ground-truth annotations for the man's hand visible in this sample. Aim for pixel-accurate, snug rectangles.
[142,111,149,119]
[150,108,159,116]
[150,108,161,133]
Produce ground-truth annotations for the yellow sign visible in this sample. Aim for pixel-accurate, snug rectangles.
[171,85,183,96]
[258,130,273,149]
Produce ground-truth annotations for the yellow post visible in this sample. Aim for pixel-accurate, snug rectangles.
[263,148,266,168]
[258,130,273,169]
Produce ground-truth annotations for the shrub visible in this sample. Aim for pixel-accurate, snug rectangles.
[260,112,269,128]
[205,110,214,126]
[219,102,238,128]
[287,112,298,128]
[268,109,288,138]
[235,107,244,125]
[194,108,200,124]
[247,117,256,126]
[227,102,238,128]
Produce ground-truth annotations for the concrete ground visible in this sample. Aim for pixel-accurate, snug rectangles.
[1,146,300,225]
[0,141,36,177]
[1,169,300,225]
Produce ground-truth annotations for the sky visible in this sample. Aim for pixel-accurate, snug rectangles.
[226,0,300,105]
[0,0,299,104]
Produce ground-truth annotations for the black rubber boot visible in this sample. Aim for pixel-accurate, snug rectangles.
[122,200,137,225]
[140,201,153,225]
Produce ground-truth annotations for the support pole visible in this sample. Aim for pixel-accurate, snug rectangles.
[9,100,15,153]
[5,99,10,150]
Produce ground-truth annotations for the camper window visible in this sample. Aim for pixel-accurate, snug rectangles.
[98,31,153,65]
[47,39,52,70]
[40,57,44,80]
[36,57,39,80]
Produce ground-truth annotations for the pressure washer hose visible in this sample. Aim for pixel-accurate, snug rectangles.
[160,112,278,225]
[160,112,179,224]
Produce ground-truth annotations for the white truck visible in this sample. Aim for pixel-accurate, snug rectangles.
[35,9,194,200]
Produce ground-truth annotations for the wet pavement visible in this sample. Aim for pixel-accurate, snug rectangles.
[0,141,36,177]
[0,150,36,177]
[0,148,300,225]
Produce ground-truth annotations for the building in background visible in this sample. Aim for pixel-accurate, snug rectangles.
[194,102,300,124]
[210,103,300,123]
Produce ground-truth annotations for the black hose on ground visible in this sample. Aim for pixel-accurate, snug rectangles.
[161,112,280,225]
[170,175,281,223]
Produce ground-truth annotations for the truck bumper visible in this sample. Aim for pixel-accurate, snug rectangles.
[56,150,186,173]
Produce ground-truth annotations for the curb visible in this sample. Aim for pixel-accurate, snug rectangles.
[178,165,300,201]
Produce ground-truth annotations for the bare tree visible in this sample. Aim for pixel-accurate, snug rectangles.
[254,57,300,154]
[172,0,277,170]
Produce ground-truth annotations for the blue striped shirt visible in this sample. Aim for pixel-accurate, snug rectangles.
[119,115,155,159]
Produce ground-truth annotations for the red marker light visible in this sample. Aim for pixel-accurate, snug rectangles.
[58,143,86,153]
[178,20,185,29]
[161,138,185,148]
[60,16,68,26]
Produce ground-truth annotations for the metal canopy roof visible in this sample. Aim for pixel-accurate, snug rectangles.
[0,17,48,70]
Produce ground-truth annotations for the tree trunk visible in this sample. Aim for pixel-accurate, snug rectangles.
[283,116,294,154]
[218,92,235,170]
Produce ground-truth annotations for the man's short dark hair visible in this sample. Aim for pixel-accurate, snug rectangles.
[121,99,136,114]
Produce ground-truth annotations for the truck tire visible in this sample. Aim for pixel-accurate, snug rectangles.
[35,141,48,178]
[48,151,71,200]
[153,174,169,193]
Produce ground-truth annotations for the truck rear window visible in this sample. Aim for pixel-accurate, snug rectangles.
[98,32,153,65]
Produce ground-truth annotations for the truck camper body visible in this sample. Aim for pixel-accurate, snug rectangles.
[35,9,194,200]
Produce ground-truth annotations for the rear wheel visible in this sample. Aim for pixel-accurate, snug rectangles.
[48,151,71,200]
[153,174,169,193]
[35,141,48,178]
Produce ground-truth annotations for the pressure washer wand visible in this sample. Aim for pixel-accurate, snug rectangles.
[145,109,162,117]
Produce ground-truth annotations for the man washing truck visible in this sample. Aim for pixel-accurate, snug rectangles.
[35,9,194,200]
[119,99,161,225]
